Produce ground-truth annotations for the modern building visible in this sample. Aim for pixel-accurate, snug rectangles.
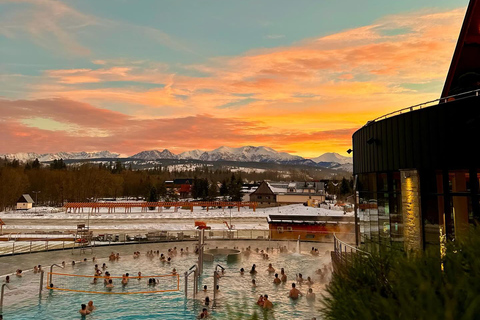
[16,194,34,210]
[352,0,480,252]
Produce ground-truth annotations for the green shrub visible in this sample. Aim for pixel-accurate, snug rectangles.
[322,229,480,320]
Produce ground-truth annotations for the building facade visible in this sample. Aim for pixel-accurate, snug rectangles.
[353,0,480,251]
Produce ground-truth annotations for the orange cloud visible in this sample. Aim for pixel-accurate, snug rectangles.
[4,7,467,157]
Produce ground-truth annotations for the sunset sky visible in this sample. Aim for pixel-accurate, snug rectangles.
[0,0,468,158]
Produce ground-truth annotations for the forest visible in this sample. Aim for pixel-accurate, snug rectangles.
[0,158,353,211]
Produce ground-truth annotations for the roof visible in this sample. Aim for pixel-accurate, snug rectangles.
[174,178,194,185]
[442,0,480,97]
[250,181,276,195]
[17,194,34,203]
[267,214,354,224]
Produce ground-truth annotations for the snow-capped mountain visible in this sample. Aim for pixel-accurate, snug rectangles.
[2,148,353,169]
[310,152,352,164]
[177,149,205,160]
[130,149,176,160]
[198,146,304,163]
[2,151,119,162]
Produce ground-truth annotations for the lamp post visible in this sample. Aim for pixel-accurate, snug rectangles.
[32,191,40,214]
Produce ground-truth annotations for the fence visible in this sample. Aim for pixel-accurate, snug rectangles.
[0,229,355,257]
[331,233,370,272]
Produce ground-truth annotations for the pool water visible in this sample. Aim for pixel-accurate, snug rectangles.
[3,242,331,319]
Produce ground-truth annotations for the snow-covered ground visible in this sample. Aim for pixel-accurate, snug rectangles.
[0,204,353,236]
[1,204,352,219]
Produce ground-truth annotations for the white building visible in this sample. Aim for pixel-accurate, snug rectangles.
[16,194,34,210]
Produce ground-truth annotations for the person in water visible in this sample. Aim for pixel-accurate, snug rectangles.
[86,300,96,312]
[263,294,273,309]
[199,308,209,318]
[250,264,257,274]
[79,304,91,315]
[289,283,303,300]
[306,288,316,301]
[280,268,287,283]
[273,273,281,284]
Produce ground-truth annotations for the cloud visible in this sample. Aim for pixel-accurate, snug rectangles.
[0,97,358,156]
[0,7,467,156]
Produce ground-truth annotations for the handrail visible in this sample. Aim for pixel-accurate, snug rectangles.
[333,233,369,256]
[365,88,480,126]
[184,264,198,298]
[0,283,13,311]
[49,264,64,286]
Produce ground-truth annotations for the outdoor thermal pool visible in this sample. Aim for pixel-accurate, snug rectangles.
[0,240,332,319]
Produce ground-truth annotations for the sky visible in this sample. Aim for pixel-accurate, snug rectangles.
[0,0,469,158]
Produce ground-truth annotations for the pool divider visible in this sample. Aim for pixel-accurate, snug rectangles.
[44,272,180,295]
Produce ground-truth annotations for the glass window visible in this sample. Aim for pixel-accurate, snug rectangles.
[449,171,470,193]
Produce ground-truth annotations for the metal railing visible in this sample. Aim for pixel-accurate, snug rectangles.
[0,283,13,312]
[184,264,199,298]
[332,233,370,270]
[0,229,356,257]
[365,88,480,126]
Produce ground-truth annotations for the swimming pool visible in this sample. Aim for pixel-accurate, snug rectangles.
[2,241,331,319]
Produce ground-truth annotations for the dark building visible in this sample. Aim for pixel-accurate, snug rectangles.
[352,0,480,252]
[249,181,277,207]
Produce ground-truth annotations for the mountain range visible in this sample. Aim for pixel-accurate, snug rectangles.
[1,146,352,166]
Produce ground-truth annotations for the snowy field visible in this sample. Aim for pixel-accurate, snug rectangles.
[0,204,353,236]
[0,204,352,220]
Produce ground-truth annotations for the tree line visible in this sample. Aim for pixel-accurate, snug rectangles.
[0,158,351,211]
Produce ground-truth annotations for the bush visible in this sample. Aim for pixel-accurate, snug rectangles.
[322,228,480,320]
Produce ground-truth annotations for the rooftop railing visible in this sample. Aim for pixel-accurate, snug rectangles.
[365,88,480,127]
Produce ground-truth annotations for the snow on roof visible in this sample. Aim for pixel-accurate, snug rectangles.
[18,194,34,203]
[265,181,287,193]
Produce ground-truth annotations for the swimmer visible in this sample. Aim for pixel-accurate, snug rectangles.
[240,268,244,275]
[256,295,264,306]
[79,304,91,316]
[137,271,142,280]
[250,264,257,275]
[87,300,96,312]
[106,279,114,289]
[38,265,42,272]
[289,283,303,300]
[15,269,22,277]
[172,268,177,275]
[91,276,98,285]
[33,266,38,273]
[273,273,281,285]
[121,274,128,286]
[205,296,210,306]
[267,263,275,273]
[61,261,65,267]
[296,273,304,284]
[263,294,273,309]
[199,308,209,319]
[83,258,87,262]
[280,268,287,283]
[306,276,314,286]
[203,285,208,292]
[72,261,75,266]
[306,288,316,301]
[102,263,107,270]
[215,285,219,292]
[4,276,9,283]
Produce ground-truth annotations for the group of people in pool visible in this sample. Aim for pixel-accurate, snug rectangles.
[246,262,318,307]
